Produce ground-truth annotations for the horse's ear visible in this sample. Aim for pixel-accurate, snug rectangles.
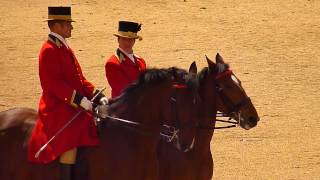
[205,55,216,70]
[216,53,225,64]
[189,61,197,75]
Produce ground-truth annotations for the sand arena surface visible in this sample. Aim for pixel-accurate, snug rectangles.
[0,0,319,179]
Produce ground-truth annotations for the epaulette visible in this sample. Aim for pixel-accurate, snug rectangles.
[48,34,62,48]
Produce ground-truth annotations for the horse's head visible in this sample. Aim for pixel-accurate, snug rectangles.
[203,53,259,130]
[162,62,200,152]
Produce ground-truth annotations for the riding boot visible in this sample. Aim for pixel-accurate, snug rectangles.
[60,164,73,180]
[72,148,89,180]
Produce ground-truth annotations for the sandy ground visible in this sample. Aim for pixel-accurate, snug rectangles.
[0,0,320,179]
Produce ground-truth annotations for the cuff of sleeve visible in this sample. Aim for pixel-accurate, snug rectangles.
[70,90,83,108]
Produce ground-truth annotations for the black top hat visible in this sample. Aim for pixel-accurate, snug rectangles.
[114,21,142,40]
[46,6,74,22]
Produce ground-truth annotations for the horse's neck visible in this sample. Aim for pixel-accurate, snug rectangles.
[199,96,217,119]
[195,129,214,154]
[194,115,215,155]
[111,95,164,126]
[104,87,171,149]
[101,102,162,139]
[195,100,216,153]
[97,120,160,159]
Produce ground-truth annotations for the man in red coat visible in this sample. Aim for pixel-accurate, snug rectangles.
[105,21,147,98]
[28,6,105,180]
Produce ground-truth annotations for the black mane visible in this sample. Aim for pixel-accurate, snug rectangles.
[107,67,198,113]
[108,68,173,110]
[138,68,172,86]
[197,67,210,82]
[169,67,200,92]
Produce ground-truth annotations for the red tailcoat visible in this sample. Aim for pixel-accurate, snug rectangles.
[28,35,100,164]
[105,49,147,98]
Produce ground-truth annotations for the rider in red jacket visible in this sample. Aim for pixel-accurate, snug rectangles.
[28,6,104,180]
[105,21,147,98]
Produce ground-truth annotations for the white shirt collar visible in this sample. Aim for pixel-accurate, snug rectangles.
[119,48,135,63]
[49,32,69,49]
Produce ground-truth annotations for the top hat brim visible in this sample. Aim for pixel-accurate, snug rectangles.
[113,32,142,41]
[45,15,75,22]
[45,19,75,22]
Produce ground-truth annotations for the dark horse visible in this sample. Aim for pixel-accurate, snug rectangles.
[0,64,200,180]
[158,53,260,180]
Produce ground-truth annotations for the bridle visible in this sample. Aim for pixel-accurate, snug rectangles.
[160,84,199,143]
[159,93,181,143]
[210,70,252,129]
[215,84,252,129]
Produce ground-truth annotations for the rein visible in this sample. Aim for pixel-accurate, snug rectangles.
[95,113,180,142]
[214,112,239,129]
[102,115,140,125]
[196,112,239,130]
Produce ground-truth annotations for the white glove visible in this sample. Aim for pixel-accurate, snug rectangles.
[99,97,109,105]
[80,97,92,111]
[97,104,108,118]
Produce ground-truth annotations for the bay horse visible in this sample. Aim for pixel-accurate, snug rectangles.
[82,63,199,180]
[158,53,260,180]
[0,64,200,180]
